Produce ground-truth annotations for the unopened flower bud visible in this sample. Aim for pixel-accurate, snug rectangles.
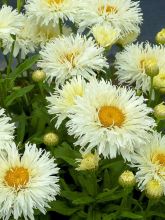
[154,102,165,120]
[118,170,136,188]
[43,132,59,147]
[153,72,165,93]
[145,179,163,199]
[156,29,165,45]
[32,70,46,82]
[145,60,159,77]
[76,152,100,171]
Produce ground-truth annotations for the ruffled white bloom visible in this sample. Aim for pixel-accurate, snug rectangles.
[3,16,36,59]
[67,79,155,160]
[25,0,80,26]
[92,24,120,47]
[0,5,24,51]
[30,21,71,45]
[0,142,60,220]
[0,108,15,148]
[117,26,140,46]
[38,34,108,84]
[78,0,142,35]
[115,43,165,93]
[47,77,87,128]
[131,132,165,194]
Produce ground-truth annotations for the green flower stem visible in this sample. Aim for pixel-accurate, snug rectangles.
[144,199,154,219]
[38,82,45,97]
[2,0,8,5]
[148,76,154,106]
[7,39,15,76]
[59,18,63,35]
[17,0,23,13]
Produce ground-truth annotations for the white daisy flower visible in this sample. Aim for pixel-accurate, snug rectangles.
[67,79,155,160]
[78,0,142,35]
[0,108,15,148]
[38,34,108,84]
[92,24,120,48]
[0,142,60,220]
[30,20,71,46]
[3,16,36,59]
[47,77,86,128]
[117,26,140,46]
[0,5,24,51]
[25,0,80,26]
[115,43,165,93]
[131,132,165,194]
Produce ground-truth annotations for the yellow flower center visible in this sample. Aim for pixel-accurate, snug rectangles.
[4,167,29,189]
[98,106,125,127]
[152,153,165,166]
[47,0,64,5]
[60,50,80,67]
[98,4,118,15]
[140,58,157,72]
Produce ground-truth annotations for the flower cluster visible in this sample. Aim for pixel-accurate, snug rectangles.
[0,0,165,219]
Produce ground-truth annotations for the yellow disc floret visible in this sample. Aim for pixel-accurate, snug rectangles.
[98,106,125,128]
[5,167,29,189]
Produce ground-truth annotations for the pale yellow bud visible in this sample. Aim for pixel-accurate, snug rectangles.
[141,58,159,77]
[145,179,164,199]
[154,102,165,120]
[118,170,136,188]
[153,72,165,93]
[156,29,165,45]
[76,152,100,171]
[32,70,46,82]
[92,25,120,48]
[43,132,59,147]
[117,28,140,46]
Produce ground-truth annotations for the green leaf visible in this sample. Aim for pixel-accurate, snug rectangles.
[10,55,40,81]
[61,190,87,201]
[4,85,34,107]
[54,142,80,166]
[15,113,27,144]
[96,187,120,203]
[121,211,143,219]
[72,196,94,205]
[49,201,80,216]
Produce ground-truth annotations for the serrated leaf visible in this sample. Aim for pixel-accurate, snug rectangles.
[54,142,80,166]
[121,211,143,219]
[49,201,80,216]
[73,196,94,205]
[4,85,34,107]
[10,55,40,81]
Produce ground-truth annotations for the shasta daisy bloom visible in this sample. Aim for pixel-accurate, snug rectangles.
[3,16,36,59]
[47,77,87,128]
[0,142,60,220]
[78,0,142,35]
[67,79,155,160]
[30,21,71,46]
[25,0,80,26]
[115,43,165,93]
[38,34,108,84]
[0,108,15,148]
[131,132,165,194]
[0,5,24,51]
[117,26,140,46]
[92,24,120,48]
